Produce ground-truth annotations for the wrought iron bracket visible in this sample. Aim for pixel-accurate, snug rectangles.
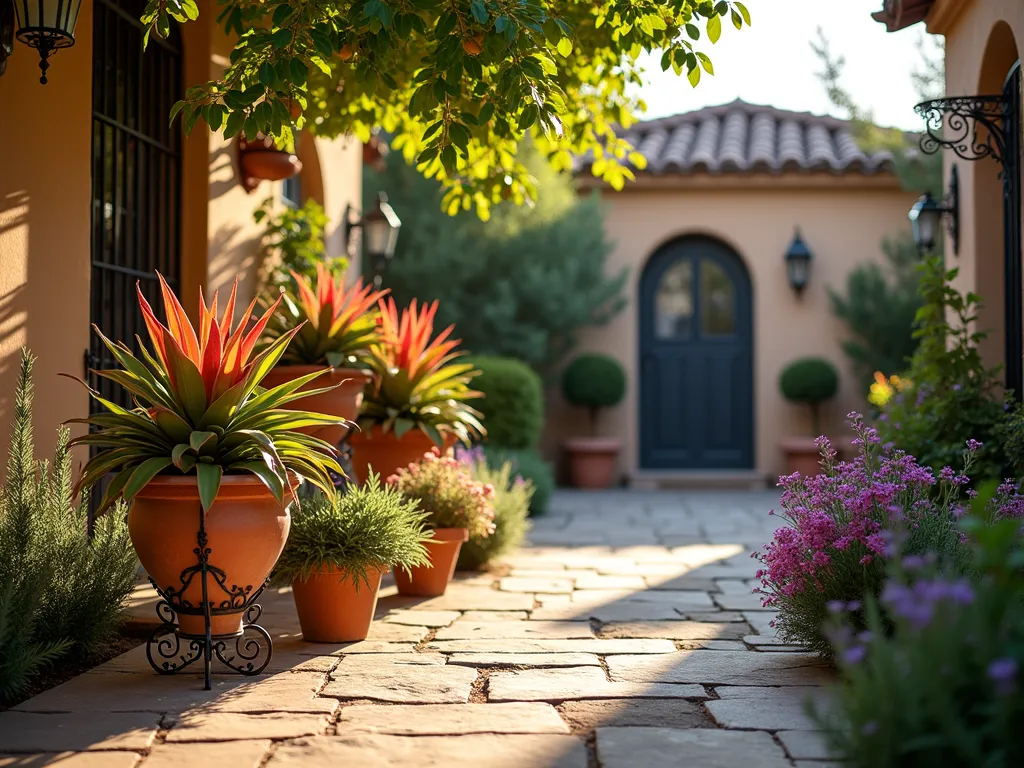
[915,94,1011,168]
[145,506,273,690]
[936,164,961,256]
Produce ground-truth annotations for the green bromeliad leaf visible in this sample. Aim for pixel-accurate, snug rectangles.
[70,274,346,516]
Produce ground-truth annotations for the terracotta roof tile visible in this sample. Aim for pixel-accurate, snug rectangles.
[578,99,896,177]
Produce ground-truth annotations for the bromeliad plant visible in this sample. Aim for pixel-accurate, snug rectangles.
[361,297,484,445]
[260,263,387,369]
[70,273,344,514]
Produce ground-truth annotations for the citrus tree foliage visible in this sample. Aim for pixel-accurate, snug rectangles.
[142,0,751,216]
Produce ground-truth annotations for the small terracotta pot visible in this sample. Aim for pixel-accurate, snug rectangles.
[565,437,621,489]
[261,366,371,447]
[392,528,468,597]
[291,565,386,642]
[780,436,828,477]
[348,426,456,485]
[128,475,292,638]
[238,133,302,193]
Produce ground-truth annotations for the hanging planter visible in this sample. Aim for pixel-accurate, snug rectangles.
[362,134,389,171]
[238,133,301,194]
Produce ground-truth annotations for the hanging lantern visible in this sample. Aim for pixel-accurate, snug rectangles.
[12,0,83,84]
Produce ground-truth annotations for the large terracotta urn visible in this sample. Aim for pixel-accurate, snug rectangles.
[128,476,292,638]
[261,366,371,447]
[348,426,456,485]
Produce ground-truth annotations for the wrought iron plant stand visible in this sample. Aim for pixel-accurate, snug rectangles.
[145,504,273,691]
[144,438,357,690]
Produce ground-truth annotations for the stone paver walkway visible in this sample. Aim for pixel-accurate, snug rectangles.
[0,490,837,767]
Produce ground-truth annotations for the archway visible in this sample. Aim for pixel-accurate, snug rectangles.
[973,21,1019,374]
[638,235,754,470]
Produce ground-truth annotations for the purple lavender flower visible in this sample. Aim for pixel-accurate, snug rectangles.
[843,645,868,665]
[988,658,1018,696]
[826,600,846,614]
[901,555,925,571]
[967,439,983,452]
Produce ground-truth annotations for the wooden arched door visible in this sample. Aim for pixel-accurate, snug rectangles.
[639,236,754,469]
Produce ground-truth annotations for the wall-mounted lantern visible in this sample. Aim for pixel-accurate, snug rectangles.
[785,229,813,296]
[908,164,959,256]
[345,192,402,288]
[12,0,83,84]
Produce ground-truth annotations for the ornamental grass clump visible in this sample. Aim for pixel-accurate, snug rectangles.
[259,263,387,368]
[387,448,495,538]
[755,413,970,657]
[817,500,1024,767]
[455,446,533,570]
[275,474,431,587]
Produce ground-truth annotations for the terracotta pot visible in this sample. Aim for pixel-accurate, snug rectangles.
[392,528,468,597]
[565,437,621,489]
[779,436,831,477]
[261,366,371,447]
[128,475,292,638]
[238,133,302,193]
[291,565,386,642]
[348,426,456,485]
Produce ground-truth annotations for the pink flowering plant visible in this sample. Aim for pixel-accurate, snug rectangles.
[755,412,971,657]
[816,490,1024,766]
[387,448,495,539]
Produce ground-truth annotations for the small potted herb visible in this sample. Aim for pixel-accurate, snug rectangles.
[71,275,343,639]
[561,353,626,488]
[275,475,431,642]
[778,357,840,476]
[352,298,484,483]
[386,449,495,596]
[260,264,387,447]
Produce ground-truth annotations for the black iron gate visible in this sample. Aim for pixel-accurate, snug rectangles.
[88,0,182,405]
[1001,62,1022,399]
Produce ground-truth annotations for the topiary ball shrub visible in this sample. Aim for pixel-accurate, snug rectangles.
[779,357,840,436]
[562,353,626,435]
[484,446,554,517]
[466,356,544,450]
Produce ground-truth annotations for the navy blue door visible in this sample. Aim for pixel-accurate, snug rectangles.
[639,237,753,469]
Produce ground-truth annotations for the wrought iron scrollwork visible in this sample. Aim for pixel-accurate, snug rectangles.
[144,506,274,690]
[915,95,1010,166]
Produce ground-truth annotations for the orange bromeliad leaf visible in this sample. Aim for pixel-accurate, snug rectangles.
[259,263,387,368]
[138,273,283,408]
[374,297,460,383]
[288,263,386,335]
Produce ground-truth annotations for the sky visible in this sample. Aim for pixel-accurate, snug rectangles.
[636,0,941,130]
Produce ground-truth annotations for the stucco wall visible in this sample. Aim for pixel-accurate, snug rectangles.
[543,178,918,483]
[934,0,1024,371]
[0,2,95,461]
[0,0,361,473]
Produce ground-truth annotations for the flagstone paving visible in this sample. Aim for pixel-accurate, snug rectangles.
[0,488,838,767]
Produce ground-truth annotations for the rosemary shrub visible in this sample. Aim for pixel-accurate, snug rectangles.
[275,474,431,588]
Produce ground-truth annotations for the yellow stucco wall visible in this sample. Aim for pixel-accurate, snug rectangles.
[0,0,362,470]
[544,177,918,483]
[931,0,1024,370]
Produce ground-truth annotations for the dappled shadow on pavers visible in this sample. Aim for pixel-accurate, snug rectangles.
[0,489,837,767]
